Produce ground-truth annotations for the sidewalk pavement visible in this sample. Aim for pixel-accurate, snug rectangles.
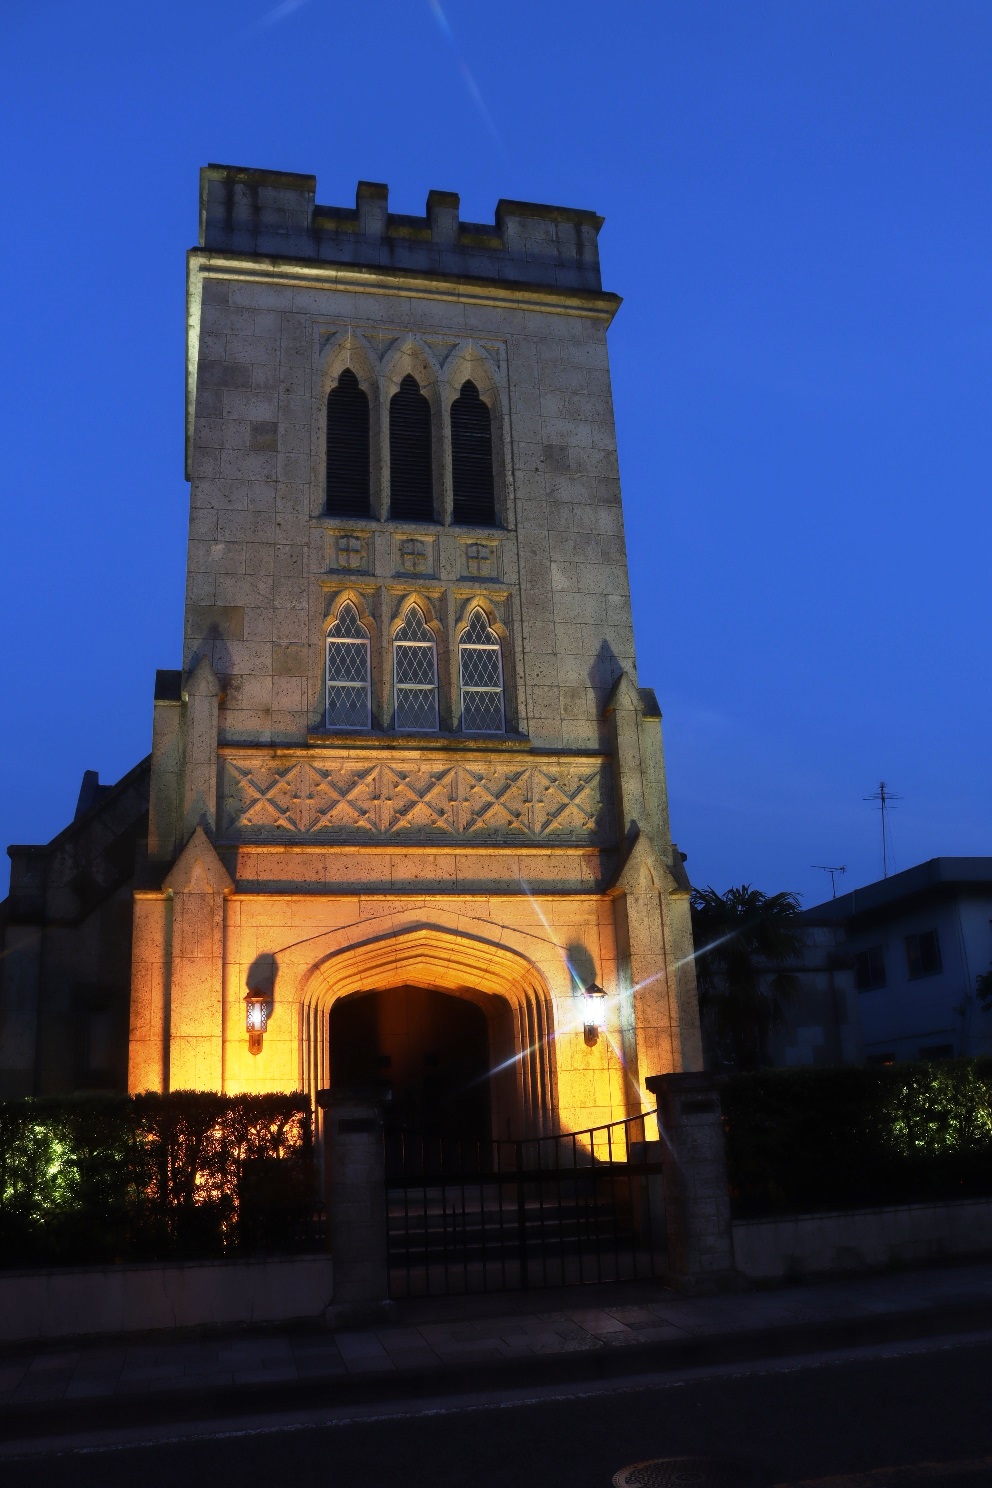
[4,1261,992,1440]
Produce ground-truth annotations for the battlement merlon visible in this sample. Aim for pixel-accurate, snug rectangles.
[198,165,606,291]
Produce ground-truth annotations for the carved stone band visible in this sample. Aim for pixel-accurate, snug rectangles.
[218,751,614,845]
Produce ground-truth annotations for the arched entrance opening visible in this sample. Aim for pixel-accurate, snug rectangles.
[330,986,492,1140]
[301,924,557,1139]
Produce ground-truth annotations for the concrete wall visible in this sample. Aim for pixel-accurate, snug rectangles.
[732,1198,992,1282]
[0,1253,334,1345]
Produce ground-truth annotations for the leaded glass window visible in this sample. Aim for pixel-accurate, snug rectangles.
[393,605,439,732]
[325,602,371,730]
[459,608,504,734]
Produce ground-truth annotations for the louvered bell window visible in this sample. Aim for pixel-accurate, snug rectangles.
[393,605,439,732]
[326,369,371,517]
[389,375,434,521]
[326,602,371,730]
[459,608,504,734]
[451,381,496,526]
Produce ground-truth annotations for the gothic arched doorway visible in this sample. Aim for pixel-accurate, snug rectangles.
[330,985,492,1141]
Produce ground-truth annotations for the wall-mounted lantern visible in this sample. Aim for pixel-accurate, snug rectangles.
[583,982,607,1047]
[245,990,268,1056]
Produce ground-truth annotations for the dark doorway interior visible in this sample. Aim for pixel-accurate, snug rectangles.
[330,985,491,1140]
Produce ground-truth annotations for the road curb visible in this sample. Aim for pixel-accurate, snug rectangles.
[3,1297,992,1443]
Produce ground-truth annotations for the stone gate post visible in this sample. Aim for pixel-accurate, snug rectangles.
[645,1072,737,1293]
[318,1089,388,1312]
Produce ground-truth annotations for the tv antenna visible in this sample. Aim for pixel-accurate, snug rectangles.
[863,780,901,878]
[813,864,847,899]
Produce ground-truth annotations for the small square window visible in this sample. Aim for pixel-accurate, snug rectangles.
[854,945,886,992]
[905,929,942,980]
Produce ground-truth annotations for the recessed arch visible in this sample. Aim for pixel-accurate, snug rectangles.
[300,923,559,1138]
[318,331,379,518]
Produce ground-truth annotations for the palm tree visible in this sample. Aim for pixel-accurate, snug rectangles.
[690,885,805,1071]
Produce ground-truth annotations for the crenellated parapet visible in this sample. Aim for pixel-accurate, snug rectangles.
[199,166,605,291]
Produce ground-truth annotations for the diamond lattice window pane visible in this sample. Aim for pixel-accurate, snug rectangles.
[393,608,438,730]
[394,606,433,643]
[395,641,436,687]
[462,689,504,734]
[458,608,504,733]
[328,639,368,683]
[460,644,501,690]
[463,609,494,645]
[329,602,366,640]
[326,627,370,729]
[395,686,438,731]
[327,684,369,729]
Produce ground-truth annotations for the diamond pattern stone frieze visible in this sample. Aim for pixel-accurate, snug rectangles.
[219,755,612,844]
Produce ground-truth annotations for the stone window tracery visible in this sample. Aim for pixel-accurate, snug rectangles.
[393,605,439,732]
[459,608,504,734]
[325,602,371,730]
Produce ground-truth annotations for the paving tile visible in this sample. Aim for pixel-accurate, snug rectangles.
[604,1306,657,1326]
[232,1368,298,1384]
[27,1353,80,1371]
[563,1308,632,1335]
[294,1357,349,1377]
[10,1379,72,1402]
[64,1377,130,1399]
[529,1334,604,1354]
[335,1334,394,1372]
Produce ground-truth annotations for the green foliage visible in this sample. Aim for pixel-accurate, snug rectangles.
[0,1092,315,1268]
[723,1060,992,1218]
[691,884,804,1071]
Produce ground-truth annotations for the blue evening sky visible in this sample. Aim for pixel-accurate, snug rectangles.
[1,0,989,905]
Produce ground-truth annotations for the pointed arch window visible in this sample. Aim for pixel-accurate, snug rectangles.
[325,602,371,730]
[459,608,504,734]
[451,380,496,526]
[393,605,439,732]
[326,368,371,517]
[389,374,434,522]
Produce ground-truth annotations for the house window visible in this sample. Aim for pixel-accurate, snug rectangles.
[451,380,496,526]
[459,608,504,734]
[390,375,434,521]
[326,369,370,516]
[905,929,942,980]
[393,605,438,731]
[919,1043,954,1061]
[854,945,886,992]
[325,602,371,730]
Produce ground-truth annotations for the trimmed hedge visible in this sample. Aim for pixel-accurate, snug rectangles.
[0,1092,316,1267]
[722,1060,992,1218]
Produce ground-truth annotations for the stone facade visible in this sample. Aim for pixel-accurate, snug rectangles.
[1,166,702,1136]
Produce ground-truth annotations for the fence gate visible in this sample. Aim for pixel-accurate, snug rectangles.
[385,1112,666,1298]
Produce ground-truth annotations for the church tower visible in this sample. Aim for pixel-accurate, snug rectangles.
[128,165,701,1136]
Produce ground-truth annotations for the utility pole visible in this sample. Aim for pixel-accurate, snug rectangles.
[863,780,901,879]
[813,864,847,899]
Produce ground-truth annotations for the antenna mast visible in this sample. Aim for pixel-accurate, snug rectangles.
[863,780,901,878]
[813,864,847,899]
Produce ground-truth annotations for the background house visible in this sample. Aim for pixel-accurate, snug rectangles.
[801,858,992,1064]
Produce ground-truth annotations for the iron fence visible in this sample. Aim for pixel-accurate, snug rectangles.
[385,1111,667,1297]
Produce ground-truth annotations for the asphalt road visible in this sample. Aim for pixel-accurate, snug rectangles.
[5,1335,992,1488]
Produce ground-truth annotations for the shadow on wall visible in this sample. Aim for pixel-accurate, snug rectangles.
[247,953,279,1023]
[566,942,597,993]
